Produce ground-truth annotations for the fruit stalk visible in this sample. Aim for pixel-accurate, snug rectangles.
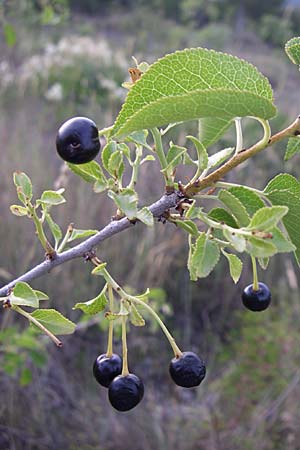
[106,284,114,358]
[251,256,259,291]
[121,314,129,376]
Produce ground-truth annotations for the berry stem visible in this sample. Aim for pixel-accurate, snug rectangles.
[12,305,62,347]
[251,256,259,291]
[121,314,129,376]
[99,266,182,358]
[106,284,114,358]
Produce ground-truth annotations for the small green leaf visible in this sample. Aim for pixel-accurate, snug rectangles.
[165,143,186,171]
[93,179,107,193]
[246,237,277,258]
[30,309,76,335]
[68,228,98,242]
[37,190,65,206]
[107,189,138,220]
[284,137,300,161]
[19,368,32,386]
[208,208,238,228]
[10,205,28,216]
[108,151,124,177]
[33,290,49,301]
[91,262,107,275]
[285,37,300,65]
[45,213,62,248]
[221,249,243,283]
[140,155,155,165]
[68,161,106,184]
[247,206,288,231]
[207,147,234,169]
[73,286,108,315]
[136,207,154,226]
[126,130,149,147]
[189,233,220,280]
[264,173,300,195]
[218,190,250,226]
[227,186,265,216]
[199,117,233,147]
[102,141,117,173]
[130,304,145,326]
[3,23,16,48]
[175,219,199,236]
[270,227,296,253]
[10,282,39,308]
[223,229,246,252]
[13,172,32,203]
[187,136,208,171]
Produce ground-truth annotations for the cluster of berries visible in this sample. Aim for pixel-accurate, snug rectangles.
[93,351,206,411]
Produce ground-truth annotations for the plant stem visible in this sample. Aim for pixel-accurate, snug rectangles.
[27,203,55,256]
[12,305,62,347]
[251,256,259,291]
[100,267,182,358]
[106,284,114,358]
[151,127,171,186]
[57,223,74,253]
[121,314,129,376]
[128,145,143,189]
[234,117,243,154]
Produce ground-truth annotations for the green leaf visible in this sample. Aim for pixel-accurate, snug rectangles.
[187,136,208,171]
[91,262,107,275]
[221,249,243,283]
[33,290,49,301]
[258,257,269,270]
[175,219,199,236]
[136,207,154,226]
[126,130,149,147]
[265,189,300,263]
[165,143,186,171]
[73,287,108,315]
[285,37,300,65]
[223,229,246,252]
[19,368,32,386]
[68,161,106,184]
[208,208,238,228]
[264,173,300,195]
[207,147,234,170]
[227,186,265,216]
[30,309,76,335]
[140,155,155,165]
[13,172,32,203]
[189,233,220,280]
[199,117,233,147]
[3,23,16,48]
[107,189,138,220]
[68,228,98,242]
[247,206,288,231]
[218,190,250,226]
[284,137,300,161]
[45,213,62,248]
[10,205,28,216]
[108,151,124,178]
[246,237,277,258]
[111,48,276,138]
[130,304,145,326]
[93,179,107,193]
[37,190,66,206]
[102,141,117,173]
[270,227,296,253]
[10,282,39,308]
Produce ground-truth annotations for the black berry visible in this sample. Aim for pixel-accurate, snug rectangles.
[242,282,271,312]
[56,117,100,164]
[93,353,122,388]
[108,374,144,411]
[169,351,206,388]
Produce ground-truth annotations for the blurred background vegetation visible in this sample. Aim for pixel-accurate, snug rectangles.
[1,0,300,449]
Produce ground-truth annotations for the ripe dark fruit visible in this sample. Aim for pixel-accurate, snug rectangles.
[93,353,122,388]
[108,374,144,411]
[242,282,271,312]
[56,116,100,164]
[169,351,206,388]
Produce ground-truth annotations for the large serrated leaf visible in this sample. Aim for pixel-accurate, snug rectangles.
[247,206,288,231]
[208,208,238,228]
[30,309,76,335]
[199,117,233,147]
[270,227,296,253]
[189,233,220,280]
[246,237,277,258]
[10,282,39,308]
[264,173,300,195]
[284,137,300,161]
[227,186,265,216]
[218,190,250,226]
[111,48,276,138]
